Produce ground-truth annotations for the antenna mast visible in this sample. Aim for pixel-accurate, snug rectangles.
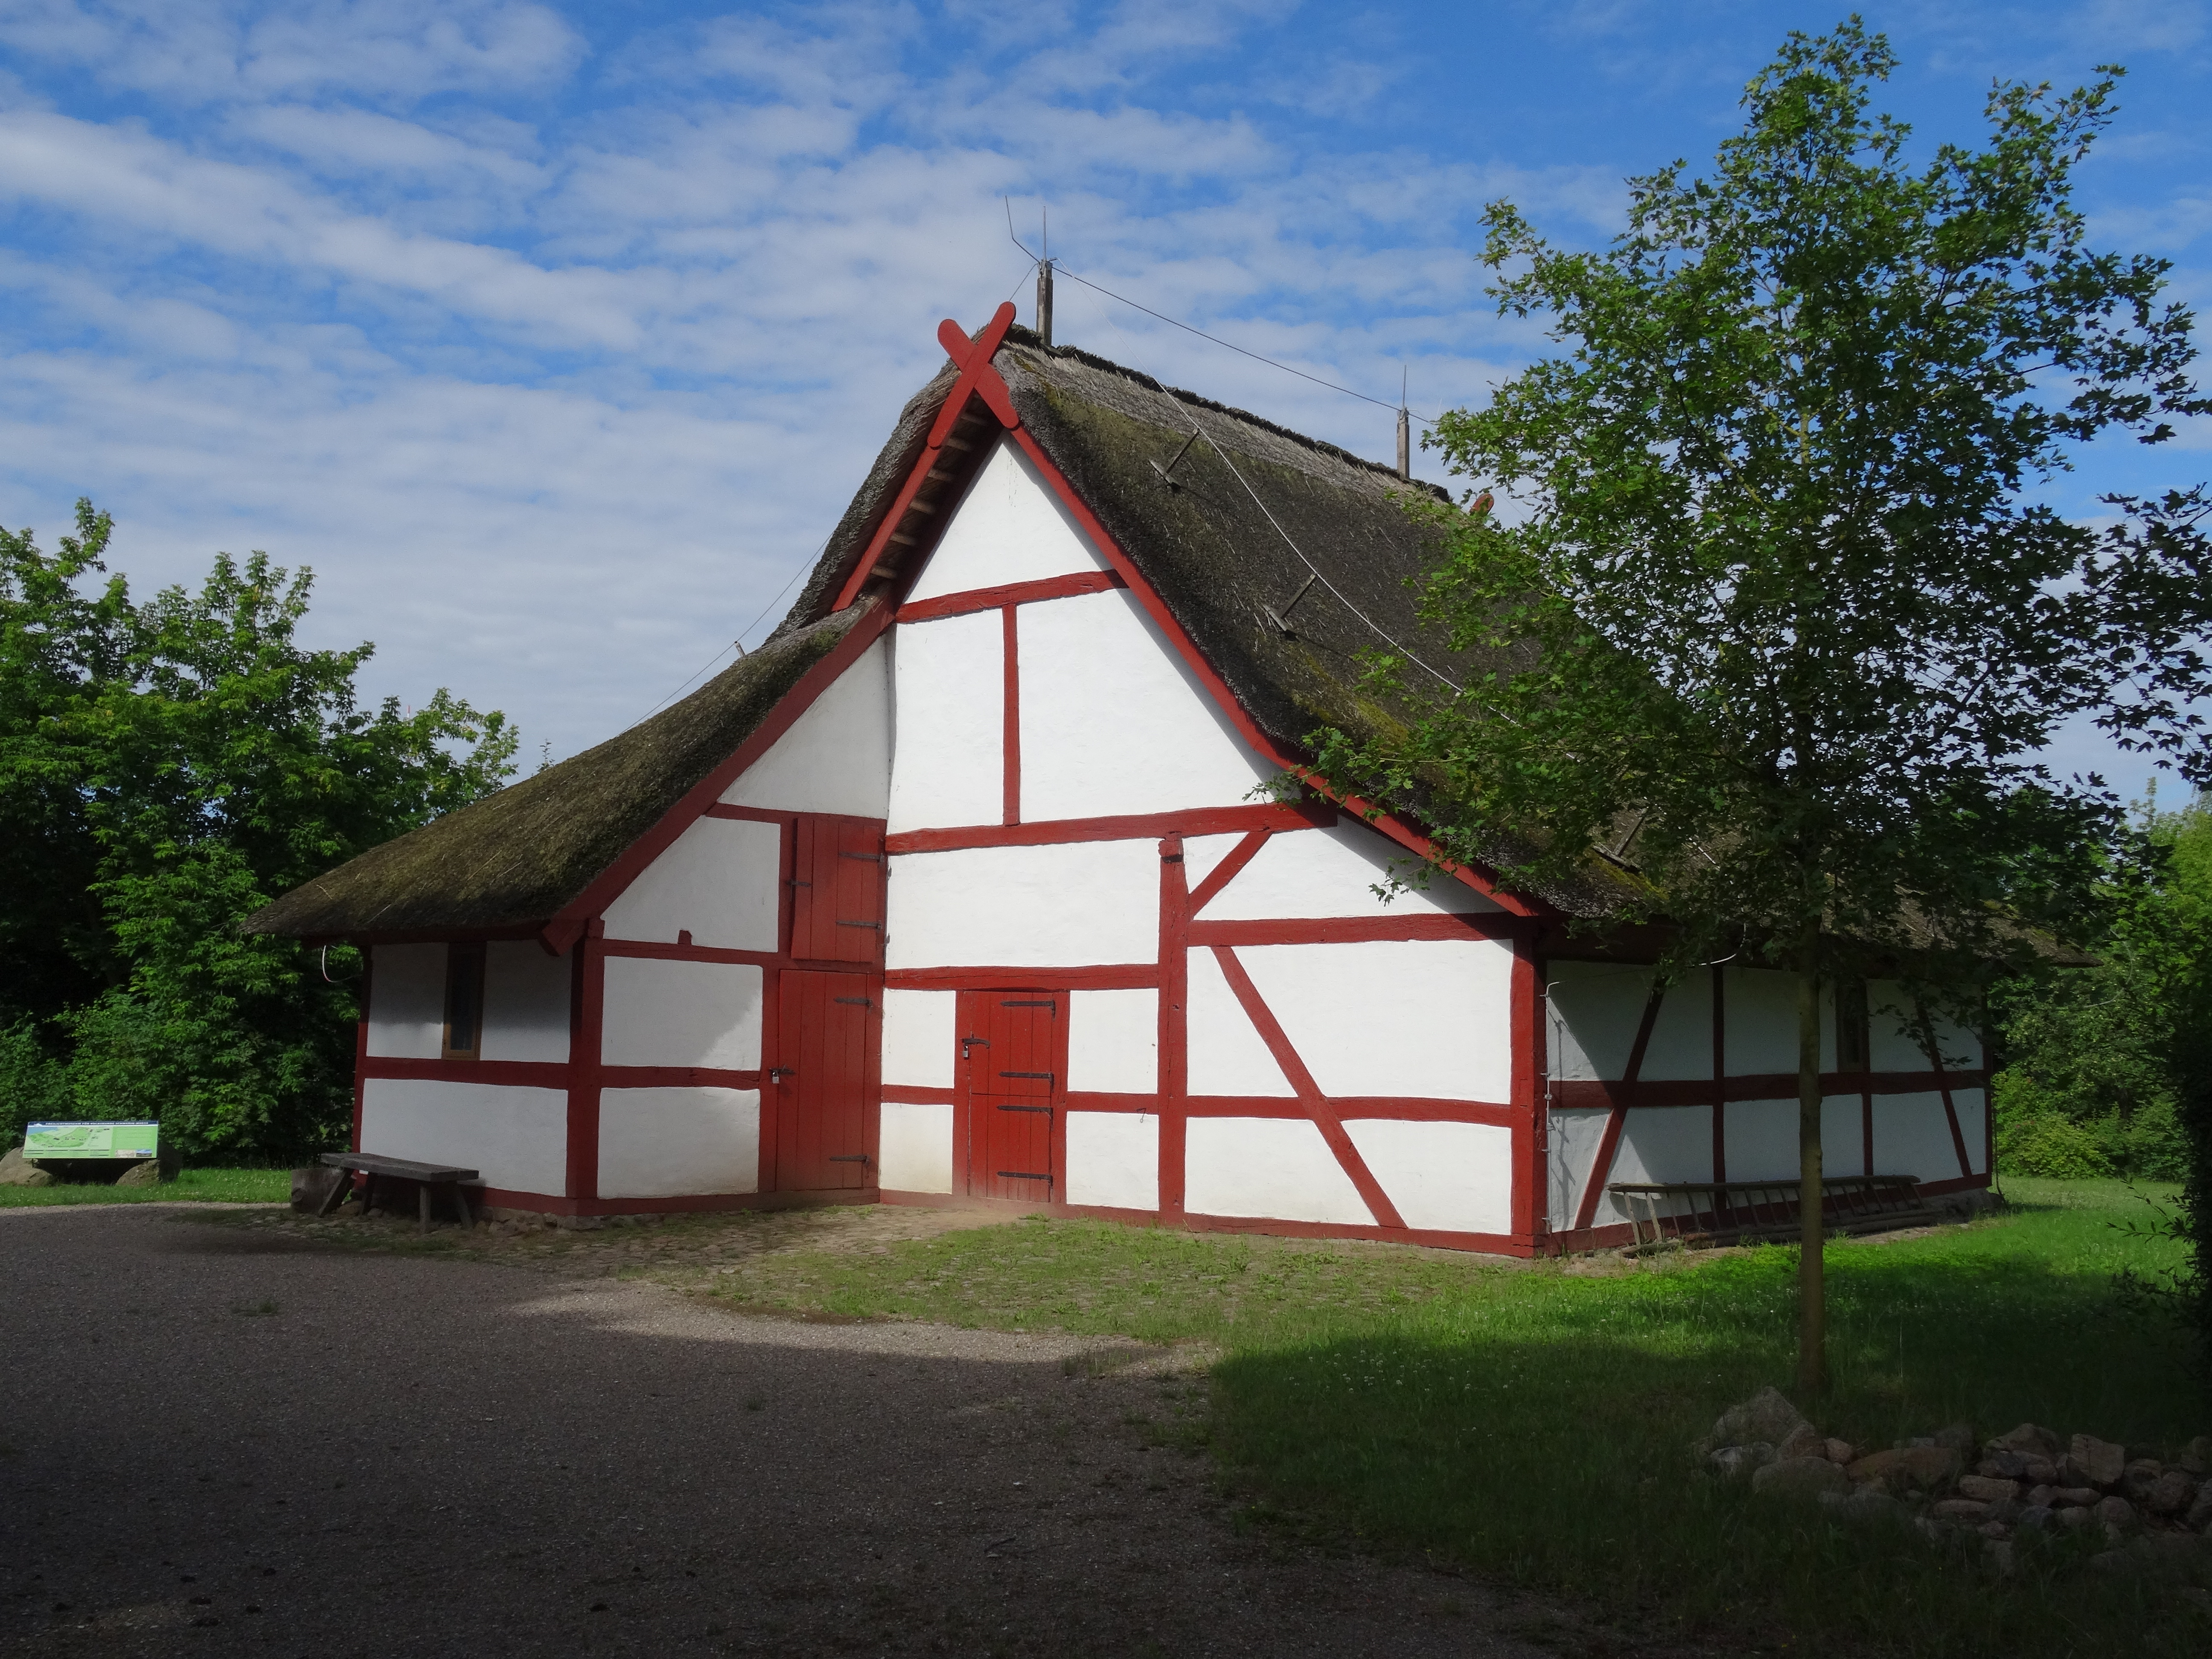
[1034,207,1054,347]
[1396,366,1410,480]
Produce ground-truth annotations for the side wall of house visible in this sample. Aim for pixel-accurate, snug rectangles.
[876,436,1529,1249]
[1542,960,1990,1241]
[354,638,893,1211]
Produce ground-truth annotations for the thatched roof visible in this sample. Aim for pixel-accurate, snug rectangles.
[253,322,1634,942]
[247,606,866,939]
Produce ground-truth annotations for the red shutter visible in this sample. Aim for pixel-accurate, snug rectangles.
[791,814,886,963]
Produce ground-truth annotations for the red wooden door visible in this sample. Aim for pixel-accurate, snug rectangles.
[791,815,885,963]
[771,970,879,1191]
[957,990,1063,1200]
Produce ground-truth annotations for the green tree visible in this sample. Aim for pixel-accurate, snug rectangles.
[1316,23,2211,1391]
[0,501,516,1157]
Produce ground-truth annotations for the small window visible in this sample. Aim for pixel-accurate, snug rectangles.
[442,943,486,1061]
[1836,980,1869,1074]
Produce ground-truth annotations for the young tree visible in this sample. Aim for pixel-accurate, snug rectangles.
[1317,23,2211,1390]
[0,501,517,1156]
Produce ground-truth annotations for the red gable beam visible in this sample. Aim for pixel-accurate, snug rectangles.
[832,303,1021,613]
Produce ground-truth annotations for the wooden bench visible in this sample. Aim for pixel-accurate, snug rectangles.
[1607,1175,1945,1252]
[318,1152,480,1232]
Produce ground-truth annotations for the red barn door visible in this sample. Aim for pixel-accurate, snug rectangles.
[957,990,1064,1201]
[771,971,879,1191]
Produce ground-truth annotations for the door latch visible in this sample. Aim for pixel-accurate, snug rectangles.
[768,1067,794,1083]
[960,1036,989,1060]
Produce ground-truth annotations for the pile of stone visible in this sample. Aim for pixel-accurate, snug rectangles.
[1702,1387,2212,1574]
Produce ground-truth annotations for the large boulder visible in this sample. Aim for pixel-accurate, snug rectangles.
[1990,1422,2061,1458]
[114,1158,165,1187]
[1752,1456,1850,1501]
[1847,1445,1962,1493]
[1701,1387,1810,1455]
[2071,1433,2128,1488]
[0,1147,55,1187]
[1709,1443,1778,1481]
[291,1166,348,1214]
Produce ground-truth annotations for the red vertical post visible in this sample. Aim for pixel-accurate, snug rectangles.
[1157,835,1187,1222]
[352,949,373,1154]
[1510,937,1541,1244]
[1711,963,1728,1182]
[1001,605,1021,827]
[565,925,605,1203]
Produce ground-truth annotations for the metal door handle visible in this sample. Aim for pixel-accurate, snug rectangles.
[960,1036,989,1059]
[769,1067,794,1083]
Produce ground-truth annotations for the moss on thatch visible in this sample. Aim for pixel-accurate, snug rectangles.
[248,605,866,938]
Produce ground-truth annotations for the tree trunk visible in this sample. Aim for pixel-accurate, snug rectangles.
[1796,917,1828,1394]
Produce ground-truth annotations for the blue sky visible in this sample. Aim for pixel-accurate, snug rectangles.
[1,1,2206,797]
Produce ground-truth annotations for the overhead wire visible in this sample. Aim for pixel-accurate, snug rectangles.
[636,528,831,722]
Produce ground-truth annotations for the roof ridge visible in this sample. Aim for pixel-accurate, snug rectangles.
[998,322,1445,500]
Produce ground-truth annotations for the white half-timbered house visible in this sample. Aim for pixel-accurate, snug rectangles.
[252,306,1991,1252]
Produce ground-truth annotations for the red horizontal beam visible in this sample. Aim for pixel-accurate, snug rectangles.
[1186,912,1527,946]
[881,1085,956,1105]
[886,802,1333,856]
[1551,1070,1990,1110]
[360,1057,567,1086]
[600,1066,762,1091]
[883,963,1159,990]
[1063,1091,1517,1125]
[701,804,793,824]
[597,937,874,974]
[897,570,1124,623]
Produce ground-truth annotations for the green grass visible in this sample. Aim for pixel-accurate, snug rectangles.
[688,1182,2210,1657]
[0,1167,290,1207]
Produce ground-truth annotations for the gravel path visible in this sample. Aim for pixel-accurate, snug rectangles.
[0,1204,1562,1659]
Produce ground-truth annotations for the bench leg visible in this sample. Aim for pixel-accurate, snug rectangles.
[448,1182,472,1229]
[360,1173,376,1217]
[317,1168,349,1217]
[417,1182,432,1234]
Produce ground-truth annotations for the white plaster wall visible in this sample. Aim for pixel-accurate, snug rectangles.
[359,1078,567,1195]
[1581,1105,1714,1225]
[365,943,445,1059]
[886,840,1158,968]
[1638,970,1714,1082]
[601,815,781,951]
[600,958,763,1070]
[1345,1119,1513,1234]
[1185,1117,1374,1225]
[1196,823,1499,918]
[882,989,955,1088]
[1723,1095,1863,1182]
[886,611,1002,833]
[1182,832,1246,894]
[1546,962,1654,1083]
[1068,989,1157,1093]
[1240,939,1514,1102]
[1955,1088,1988,1174]
[1066,1112,1158,1210]
[879,1100,953,1192]
[1722,969,1802,1076]
[1873,1091,1975,1182]
[597,1087,760,1197]
[1016,588,1275,821]
[1185,949,1294,1097]
[1546,1106,1609,1228]
[720,637,892,818]
[1865,985,1985,1073]
[905,438,1110,601]
[480,941,570,1063]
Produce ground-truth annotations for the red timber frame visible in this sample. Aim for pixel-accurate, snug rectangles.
[858,306,1550,1256]
[1540,957,1993,1254]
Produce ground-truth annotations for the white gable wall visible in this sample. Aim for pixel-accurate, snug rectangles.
[885,840,1158,968]
[886,611,1002,833]
[602,815,781,950]
[1016,589,1275,821]
[904,438,1110,600]
[721,637,892,818]
[1189,823,1501,919]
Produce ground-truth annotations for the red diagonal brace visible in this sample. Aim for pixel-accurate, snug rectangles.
[928,303,1019,445]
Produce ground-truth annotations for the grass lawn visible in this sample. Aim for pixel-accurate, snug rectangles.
[0,1167,290,1207]
[678,1179,2209,1658]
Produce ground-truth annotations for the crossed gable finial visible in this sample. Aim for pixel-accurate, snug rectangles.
[926,302,1020,448]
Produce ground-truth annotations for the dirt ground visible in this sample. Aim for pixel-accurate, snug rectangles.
[0,1202,1624,1659]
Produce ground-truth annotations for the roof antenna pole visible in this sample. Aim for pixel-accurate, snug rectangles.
[1397,366,1411,480]
[1151,425,1201,488]
[1035,207,1054,348]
